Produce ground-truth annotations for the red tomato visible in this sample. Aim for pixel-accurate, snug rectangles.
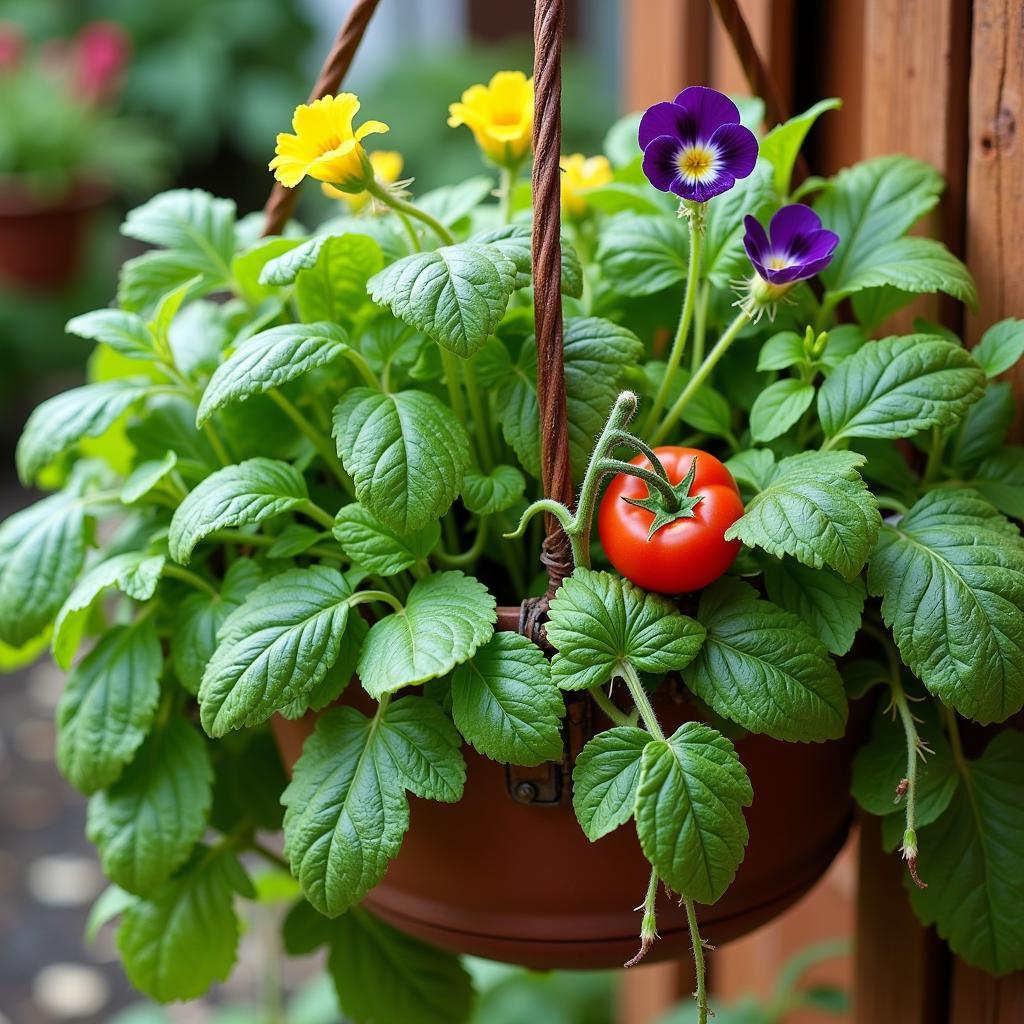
[598,446,744,595]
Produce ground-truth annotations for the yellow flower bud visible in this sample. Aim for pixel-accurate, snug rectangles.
[560,153,613,217]
[322,150,404,212]
[269,93,389,191]
[447,71,533,168]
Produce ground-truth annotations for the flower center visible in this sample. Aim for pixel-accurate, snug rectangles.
[676,145,716,182]
[320,135,346,154]
[767,253,790,270]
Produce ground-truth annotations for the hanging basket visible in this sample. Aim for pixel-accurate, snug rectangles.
[269,0,858,971]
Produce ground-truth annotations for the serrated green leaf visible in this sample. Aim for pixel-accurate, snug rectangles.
[725,448,776,492]
[117,845,252,1002]
[818,334,985,443]
[0,491,87,646]
[168,458,308,564]
[172,558,261,695]
[87,716,212,894]
[635,721,751,904]
[121,451,178,504]
[683,578,847,740]
[367,243,517,357]
[16,380,155,484]
[461,464,526,515]
[949,380,1014,472]
[970,446,1024,520]
[198,566,352,736]
[761,557,865,656]
[868,490,1024,723]
[572,726,652,841]
[197,322,350,424]
[760,98,841,196]
[280,613,367,720]
[907,731,1024,975]
[496,317,644,479]
[66,308,155,361]
[53,551,166,669]
[376,695,466,802]
[295,234,384,324]
[470,224,583,297]
[596,213,688,297]
[56,619,163,794]
[232,237,303,302]
[749,378,815,442]
[546,568,706,691]
[757,331,805,371]
[357,571,495,698]
[971,318,1024,378]
[415,177,493,227]
[333,388,470,534]
[725,450,880,579]
[451,632,563,766]
[332,503,439,576]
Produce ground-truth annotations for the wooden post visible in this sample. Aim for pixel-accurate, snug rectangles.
[951,963,1024,1022]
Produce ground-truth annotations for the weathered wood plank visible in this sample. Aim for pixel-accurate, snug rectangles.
[950,962,1024,1023]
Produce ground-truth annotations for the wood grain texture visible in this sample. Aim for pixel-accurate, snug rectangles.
[951,962,1024,1023]
[622,0,709,111]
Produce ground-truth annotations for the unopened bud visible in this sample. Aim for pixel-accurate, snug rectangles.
[894,778,909,802]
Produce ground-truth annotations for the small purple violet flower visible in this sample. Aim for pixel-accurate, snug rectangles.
[638,86,758,203]
[743,204,839,285]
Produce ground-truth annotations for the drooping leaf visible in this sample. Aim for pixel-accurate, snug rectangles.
[760,98,842,196]
[332,503,439,577]
[868,490,1024,723]
[572,726,652,841]
[546,568,706,691]
[333,388,470,534]
[683,578,848,741]
[451,632,564,766]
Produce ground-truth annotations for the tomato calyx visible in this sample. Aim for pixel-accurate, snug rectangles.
[616,453,704,537]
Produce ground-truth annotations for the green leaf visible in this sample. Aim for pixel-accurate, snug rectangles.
[87,716,212,894]
[266,524,321,559]
[16,380,154,484]
[332,503,439,577]
[596,213,687,297]
[867,490,1024,723]
[0,491,87,646]
[168,458,309,564]
[53,551,166,669]
[326,908,474,1024]
[56,619,163,794]
[415,176,493,227]
[683,578,848,741]
[367,243,517,357]
[818,334,985,443]
[117,250,209,313]
[725,450,880,579]
[333,388,470,534]
[817,156,943,296]
[970,446,1024,520]
[580,180,669,216]
[357,571,495,698]
[376,695,466,802]
[725,448,776,492]
[635,722,752,904]
[197,322,350,424]
[572,726,652,841]
[117,845,252,1002]
[295,234,384,324]
[950,380,1014,471]
[760,98,842,196]
[198,566,352,736]
[971,318,1024,378]
[470,224,584,297]
[851,700,957,825]
[85,885,134,943]
[121,451,178,504]
[280,613,367,720]
[461,464,526,515]
[66,308,155,361]
[908,731,1024,975]
[604,111,643,166]
[259,234,331,285]
[757,330,805,371]
[451,632,564,766]
[496,317,644,479]
[231,237,303,302]
[546,568,706,691]
[172,559,261,695]
[760,556,865,656]
[833,237,977,307]
[749,378,815,443]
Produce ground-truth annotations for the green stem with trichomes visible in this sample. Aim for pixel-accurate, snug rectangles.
[366,179,456,246]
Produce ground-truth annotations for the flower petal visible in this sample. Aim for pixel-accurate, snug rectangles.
[641,135,684,193]
[638,101,691,149]
[763,264,808,284]
[354,119,390,141]
[685,170,736,203]
[743,214,771,272]
[768,203,823,250]
[708,122,758,182]
[673,86,741,137]
[795,227,840,264]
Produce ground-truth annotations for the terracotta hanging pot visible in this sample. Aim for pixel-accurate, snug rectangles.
[0,178,107,289]
[272,606,859,971]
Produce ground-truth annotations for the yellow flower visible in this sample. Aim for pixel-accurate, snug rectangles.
[448,71,533,168]
[321,150,404,211]
[560,153,613,218]
[269,93,389,190]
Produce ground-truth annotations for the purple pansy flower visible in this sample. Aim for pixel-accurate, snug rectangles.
[743,204,839,284]
[638,86,758,203]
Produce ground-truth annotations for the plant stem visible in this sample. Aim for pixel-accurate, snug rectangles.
[210,529,276,548]
[162,564,218,599]
[300,500,337,531]
[690,283,711,374]
[624,866,661,968]
[249,840,290,872]
[267,389,352,492]
[392,208,422,252]
[876,495,909,515]
[341,349,384,390]
[642,209,703,436]
[500,164,519,225]
[366,180,456,245]
[620,661,665,741]
[684,895,709,1024]
[462,357,495,470]
[923,426,945,484]
[587,684,635,729]
[203,422,233,467]
[348,589,405,615]
[652,309,749,445]
[434,518,489,568]
[439,347,469,425]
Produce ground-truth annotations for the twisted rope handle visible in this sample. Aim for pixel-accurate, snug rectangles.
[261,0,381,238]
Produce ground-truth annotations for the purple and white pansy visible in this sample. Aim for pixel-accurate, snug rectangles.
[742,204,839,284]
[638,86,758,203]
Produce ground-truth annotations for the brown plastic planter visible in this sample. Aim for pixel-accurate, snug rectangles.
[273,606,858,970]
[0,179,107,289]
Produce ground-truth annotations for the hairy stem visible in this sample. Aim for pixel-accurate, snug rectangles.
[587,684,635,729]
[690,282,711,374]
[624,866,660,968]
[366,180,455,245]
[500,164,519,225]
[684,895,709,1024]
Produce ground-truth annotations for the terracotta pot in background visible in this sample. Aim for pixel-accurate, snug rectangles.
[272,606,860,971]
[0,179,108,289]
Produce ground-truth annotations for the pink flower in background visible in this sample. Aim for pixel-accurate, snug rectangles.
[0,21,25,74]
[75,21,130,104]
